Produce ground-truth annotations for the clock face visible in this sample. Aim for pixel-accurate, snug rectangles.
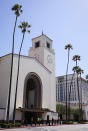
[47,55,53,63]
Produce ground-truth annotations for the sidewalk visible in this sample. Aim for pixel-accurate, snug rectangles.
[0,123,86,131]
[0,123,64,130]
[1,124,88,131]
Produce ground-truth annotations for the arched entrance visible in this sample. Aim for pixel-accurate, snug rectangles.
[23,73,42,123]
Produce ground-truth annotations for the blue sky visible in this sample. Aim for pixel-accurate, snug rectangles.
[0,0,88,77]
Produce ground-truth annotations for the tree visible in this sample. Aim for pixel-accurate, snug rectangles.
[65,44,73,121]
[71,108,80,121]
[13,22,31,123]
[68,72,75,121]
[72,66,79,72]
[72,55,80,66]
[72,66,80,104]
[77,67,84,121]
[68,66,79,121]
[72,55,81,120]
[56,104,66,120]
[72,65,82,121]
[86,75,88,82]
[7,4,23,123]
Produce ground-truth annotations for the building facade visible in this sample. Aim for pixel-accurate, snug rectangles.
[56,74,88,120]
[0,34,57,121]
[56,74,88,104]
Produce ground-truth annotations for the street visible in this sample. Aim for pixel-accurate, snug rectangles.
[1,124,88,131]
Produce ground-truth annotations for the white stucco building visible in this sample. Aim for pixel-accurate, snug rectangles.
[0,34,57,122]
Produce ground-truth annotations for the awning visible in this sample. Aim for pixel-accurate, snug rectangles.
[16,107,53,113]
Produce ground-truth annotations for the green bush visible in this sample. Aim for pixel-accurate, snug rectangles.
[0,123,21,128]
[56,104,66,115]
[9,123,15,127]
[78,121,86,124]
[15,123,21,127]
[63,121,74,124]
[0,123,3,128]
[0,123,10,128]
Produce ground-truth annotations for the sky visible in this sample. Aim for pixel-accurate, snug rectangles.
[0,0,88,78]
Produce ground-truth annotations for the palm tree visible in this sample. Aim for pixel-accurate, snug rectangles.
[72,65,82,121]
[77,67,84,121]
[65,44,73,121]
[72,55,81,120]
[72,66,80,73]
[72,55,80,66]
[86,75,88,82]
[68,71,75,121]
[7,4,22,123]
[13,22,31,123]
[68,66,79,120]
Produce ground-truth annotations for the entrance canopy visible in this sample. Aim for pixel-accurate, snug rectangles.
[16,107,52,113]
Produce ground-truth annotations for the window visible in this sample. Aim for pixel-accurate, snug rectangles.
[35,41,40,48]
[47,42,50,48]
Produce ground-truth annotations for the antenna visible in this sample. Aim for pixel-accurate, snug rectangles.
[42,30,43,35]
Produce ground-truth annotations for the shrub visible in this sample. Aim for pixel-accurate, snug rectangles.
[63,121,74,124]
[0,123,10,128]
[15,123,21,127]
[78,121,86,124]
[0,123,21,128]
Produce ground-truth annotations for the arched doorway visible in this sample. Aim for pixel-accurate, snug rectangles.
[23,73,42,123]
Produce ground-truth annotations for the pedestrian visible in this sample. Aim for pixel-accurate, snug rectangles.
[31,117,33,126]
[52,118,54,125]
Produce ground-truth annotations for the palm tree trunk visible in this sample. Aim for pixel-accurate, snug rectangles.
[76,61,77,66]
[6,16,18,123]
[13,33,25,123]
[68,73,74,121]
[75,60,81,121]
[80,75,83,121]
[66,49,70,121]
[77,73,81,121]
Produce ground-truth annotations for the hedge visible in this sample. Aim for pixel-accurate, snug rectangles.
[0,123,21,128]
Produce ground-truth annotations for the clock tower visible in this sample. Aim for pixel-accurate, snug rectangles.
[29,34,56,112]
[29,34,55,73]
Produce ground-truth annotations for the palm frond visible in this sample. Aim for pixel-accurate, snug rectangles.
[22,29,26,33]
[28,25,31,28]
[12,4,23,17]
[18,25,22,28]
[77,68,84,75]
[20,10,23,13]
[65,44,73,50]
[18,21,31,34]
[86,75,88,80]
[12,4,20,10]
[72,66,79,73]
[27,30,30,33]
[72,55,80,61]
[72,66,84,75]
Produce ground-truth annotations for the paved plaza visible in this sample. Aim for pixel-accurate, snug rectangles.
[1,124,88,131]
